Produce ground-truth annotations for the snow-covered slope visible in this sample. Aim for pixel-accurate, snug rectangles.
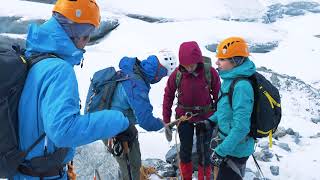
[1,0,320,179]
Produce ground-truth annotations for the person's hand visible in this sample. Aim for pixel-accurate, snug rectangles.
[210,151,224,167]
[196,119,216,131]
[116,124,138,143]
[164,124,173,142]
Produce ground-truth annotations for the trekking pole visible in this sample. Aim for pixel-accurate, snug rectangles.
[122,141,133,180]
[196,122,207,180]
[201,129,207,180]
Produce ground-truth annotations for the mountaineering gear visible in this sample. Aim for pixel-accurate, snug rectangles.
[85,67,130,113]
[53,0,101,27]
[198,165,211,180]
[140,165,164,180]
[85,55,169,180]
[210,151,224,167]
[165,125,173,142]
[0,46,71,178]
[16,16,129,180]
[116,138,141,180]
[122,142,133,180]
[179,162,193,180]
[162,41,220,124]
[178,41,203,66]
[116,124,138,144]
[216,37,250,59]
[115,56,165,130]
[176,56,214,95]
[223,72,281,147]
[163,58,220,124]
[53,12,95,39]
[163,41,220,180]
[67,162,76,180]
[215,156,249,180]
[154,49,178,76]
[177,121,214,178]
[229,56,247,67]
[196,120,213,180]
[209,59,256,158]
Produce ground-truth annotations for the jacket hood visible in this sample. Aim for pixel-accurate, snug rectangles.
[218,59,256,79]
[179,41,203,66]
[25,17,84,66]
[119,55,167,84]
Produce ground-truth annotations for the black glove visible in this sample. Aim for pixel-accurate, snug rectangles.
[116,124,138,143]
[196,119,216,132]
[210,151,225,167]
[164,125,173,142]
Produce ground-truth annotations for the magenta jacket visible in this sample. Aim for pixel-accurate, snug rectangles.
[162,41,221,123]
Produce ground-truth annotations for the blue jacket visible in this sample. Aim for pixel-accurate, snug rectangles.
[110,57,165,131]
[209,59,256,158]
[16,17,129,179]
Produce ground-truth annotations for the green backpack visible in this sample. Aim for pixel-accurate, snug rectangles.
[175,56,212,91]
[175,56,215,113]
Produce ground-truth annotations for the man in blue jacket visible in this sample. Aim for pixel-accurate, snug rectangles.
[16,0,129,179]
[108,50,177,180]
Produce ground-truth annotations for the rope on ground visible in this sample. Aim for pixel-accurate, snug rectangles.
[140,165,164,180]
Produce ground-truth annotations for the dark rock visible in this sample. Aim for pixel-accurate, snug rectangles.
[315,35,320,38]
[73,141,120,180]
[263,2,320,23]
[270,73,281,88]
[273,127,287,139]
[286,128,295,135]
[142,158,176,177]
[257,141,269,150]
[22,0,56,4]
[285,8,305,16]
[278,142,291,152]
[205,41,279,54]
[309,132,320,138]
[126,14,174,23]
[0,16,45,34]
[254,149,273,162]
[311,118,320,124]
[0,15,120,46]
[294,136,301,144]
[270,165,279,176]
[249,42,279,53]
[88,19,120,45]
[0,35,26,49]
[165,136,211,171]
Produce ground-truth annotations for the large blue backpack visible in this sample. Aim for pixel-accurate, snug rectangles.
[0,46,69,178]
[84,67,130,113]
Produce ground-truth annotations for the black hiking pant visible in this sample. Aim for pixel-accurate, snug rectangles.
[216,156,249,180]
[178,121,213,166]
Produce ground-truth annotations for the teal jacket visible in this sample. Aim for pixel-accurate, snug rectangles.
[209,59,256,158]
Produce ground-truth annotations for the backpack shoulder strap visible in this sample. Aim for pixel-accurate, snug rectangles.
[203,63,212,92]
[99,71,130,110]
[228,77,251,108]
[175,70,182,89]
[28,53,59,69]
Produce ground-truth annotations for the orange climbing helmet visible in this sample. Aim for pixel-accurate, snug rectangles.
[216,37,250,59]
[53,0,101,28]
